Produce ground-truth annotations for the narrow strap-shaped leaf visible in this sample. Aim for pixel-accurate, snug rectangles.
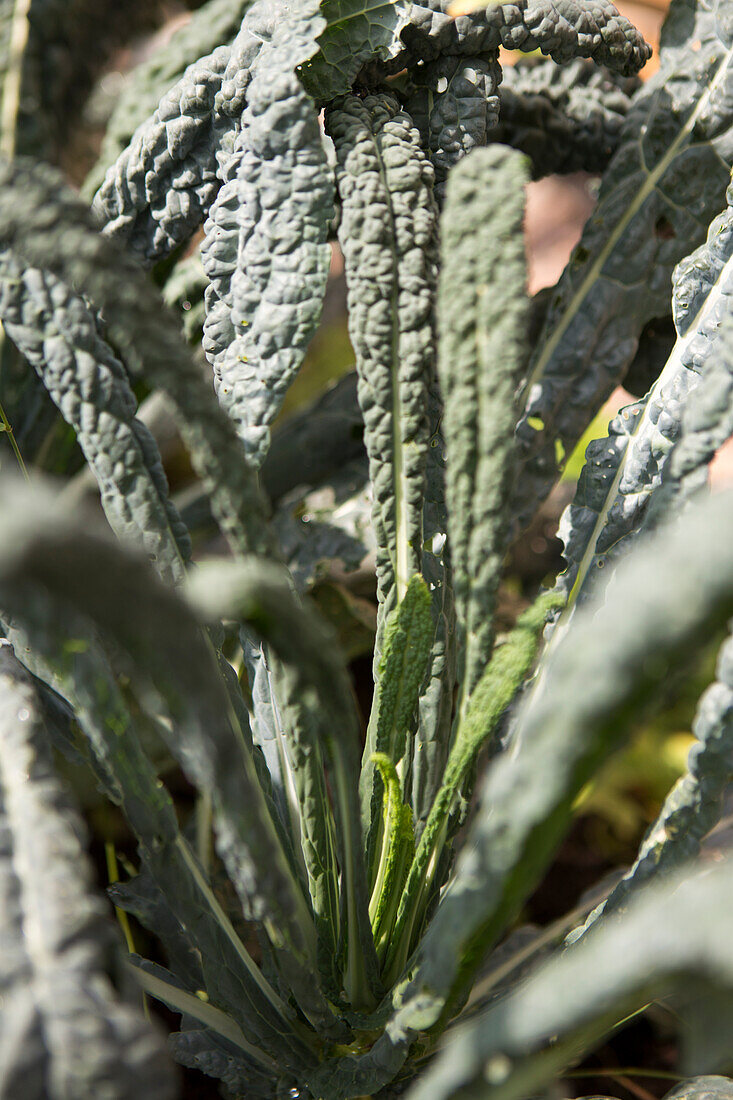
[0,644,176,1099]
[368,0,650,77]
[84,0,254,198]
[0,482,340,1038]
[128,957,280,1078]
[555,175,733,616]
[0,619,313,1067]
[93,45,234,265]
[360,575,432,874]
[188,557,381,1007]
[201,0,334,467]
[393,489,733,1036]
[411,373,457,836]
[0,254,190,586]
[404,54,501,204]
[491,56,638,178]
[656,313,733,510]
[513,0,733,530]
[572,627,733,940]
[384,590,562,986]
[368,753,415,961]
[0,155,273,561]
[405,863,733,1100]
[326,92,436,646]
[438,145,530,700]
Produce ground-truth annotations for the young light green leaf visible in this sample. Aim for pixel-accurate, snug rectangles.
[0,644,176,1099]
[438,144,530,699]
[384,590,562,986]
[513,0,733,529]
[360,574,432,873]
[368,753,415,962]
[395,489,733,1035]
[326,92,436,648]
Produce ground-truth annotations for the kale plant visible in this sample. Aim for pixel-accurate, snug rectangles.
[1,0,733,1097]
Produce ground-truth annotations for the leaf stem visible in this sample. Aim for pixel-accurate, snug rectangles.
[0,0,32,158]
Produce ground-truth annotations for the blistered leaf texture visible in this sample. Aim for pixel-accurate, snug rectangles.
[0,645,175,1100]
[407,864,733,1100]
[492,55,638,177]
[405,54,501,203]
[438,145,530,696]
[85,0,254,198]
[0,255,190,586]
[556,174,733,611]
[371,0,650,76]
[201,0,333,466]
[395,491,733,1032]
[93,45,233,264]
[0,155,273,561]
[513,0,733,529]
[327,92,436,634]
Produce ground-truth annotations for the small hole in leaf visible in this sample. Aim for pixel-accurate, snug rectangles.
[654,216,675,240]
